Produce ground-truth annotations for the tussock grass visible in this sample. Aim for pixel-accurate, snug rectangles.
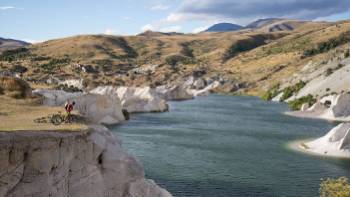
[0,76,32,99]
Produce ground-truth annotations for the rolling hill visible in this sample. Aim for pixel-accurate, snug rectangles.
[0,37,29,53]
[0,19,349,97]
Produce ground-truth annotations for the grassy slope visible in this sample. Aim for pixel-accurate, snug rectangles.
[0,96,87,131]
[2,20,350,96]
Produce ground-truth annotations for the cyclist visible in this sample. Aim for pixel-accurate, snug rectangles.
[64,101,75,122]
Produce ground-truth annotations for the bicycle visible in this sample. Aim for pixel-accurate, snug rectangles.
[33,111,72,126]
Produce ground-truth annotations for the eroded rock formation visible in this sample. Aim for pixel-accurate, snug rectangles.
[0,125,172,197]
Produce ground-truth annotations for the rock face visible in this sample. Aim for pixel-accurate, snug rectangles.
[33,90,125,125]
[75,94,125,125]
[91,86,169,113]
[156,85,194,101]
[58,79,84,90]
[33,89,84,106]
[286,93,350,121]
[304,123,350,158]
[0,125,172,197]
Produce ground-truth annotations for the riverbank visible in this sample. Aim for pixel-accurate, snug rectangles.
[287,140,350,159]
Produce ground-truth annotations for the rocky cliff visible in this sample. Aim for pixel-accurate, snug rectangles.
[0,125,172,197]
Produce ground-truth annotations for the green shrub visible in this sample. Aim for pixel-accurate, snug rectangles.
[0,48,30,62]
[165,54,194,67]
[280,81,306,101]
[223,38,265,61]
[303,33,350,57]
[40,58,70,72]
[180,42,194,58]
[320,177,350,197]
[10,64,28,73]
[262,84,280,101]
[288,94,316,111]
[55,84,82,92]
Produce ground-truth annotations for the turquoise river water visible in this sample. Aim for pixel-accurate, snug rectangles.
[111,95,350,197]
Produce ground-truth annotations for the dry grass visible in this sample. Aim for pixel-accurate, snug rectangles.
[0,96,87,132]
[2,20,350,95]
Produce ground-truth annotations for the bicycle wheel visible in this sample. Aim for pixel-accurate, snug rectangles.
[51,114,63,125]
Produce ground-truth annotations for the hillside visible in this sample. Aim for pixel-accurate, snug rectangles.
[0,19,349,97]
[0,37,29,53]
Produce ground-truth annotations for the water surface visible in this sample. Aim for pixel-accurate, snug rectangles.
[111,95,350,197]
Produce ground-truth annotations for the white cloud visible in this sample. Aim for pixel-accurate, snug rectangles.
[160,25,182,33]
[0,6,16,10]
[104,29,118,35]
[150,4,169,11]
[192,25,210,33]
[141,24,155,32]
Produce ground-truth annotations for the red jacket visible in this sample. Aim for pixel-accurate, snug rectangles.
[65,104,74,113]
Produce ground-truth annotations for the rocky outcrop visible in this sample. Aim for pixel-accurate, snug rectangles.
[302,123,350,158]
[286,93,350,121]
[156,85,194,101]
[0,125,172,197]
[58,79,84,90]
[33,89,84,106]
[75,94,125,125]
[91,86,169,113]
[188,81,220,97]
[33,90,125,125]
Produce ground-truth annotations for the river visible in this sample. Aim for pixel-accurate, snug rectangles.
[111,95,350,197]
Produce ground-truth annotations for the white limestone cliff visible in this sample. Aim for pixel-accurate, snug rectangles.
[0,125,172,197]
[91,86,169,113]
[301,123,350,158]
[286,93,350,121]
[33,89,125,125]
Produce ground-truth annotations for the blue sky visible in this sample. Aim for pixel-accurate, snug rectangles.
[1,0,350,42]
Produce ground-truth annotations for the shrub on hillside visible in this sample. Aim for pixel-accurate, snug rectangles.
[54,84,82,93]
[280,81,306,101]
[320,177,350,197]
[0,76,32,99]
[0,48,30,62]
[165,54,194,67]
[40,58,70,72]
[287,94,316,111]
[223,37,266,61]
[302,33,350,57]
[180,42,194,58]
[262,84,280,101]
[10,64,28,74]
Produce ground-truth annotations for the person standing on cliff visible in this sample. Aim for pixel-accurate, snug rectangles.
[64,100,75,122]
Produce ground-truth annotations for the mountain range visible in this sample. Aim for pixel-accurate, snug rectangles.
[204,18,308,33]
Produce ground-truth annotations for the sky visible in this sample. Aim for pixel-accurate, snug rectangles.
[1,0,350,42]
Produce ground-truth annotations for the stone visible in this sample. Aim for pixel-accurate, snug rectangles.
[0,126,172,197]
[75,94,125,125]
[304,123,350,158]
[91,86,169,113]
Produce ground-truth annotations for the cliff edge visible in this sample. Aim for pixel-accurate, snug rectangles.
[0,125,172,197]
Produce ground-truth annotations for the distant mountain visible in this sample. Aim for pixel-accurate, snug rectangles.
[0,37,30,53]
[138,30,184,37]
[245,18,310,32]
[205,23,243,32]
[245,18,283,29]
